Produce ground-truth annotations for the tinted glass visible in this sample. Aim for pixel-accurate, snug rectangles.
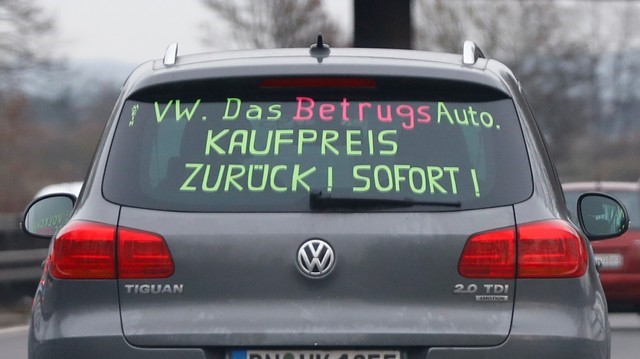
[103,77,532,212]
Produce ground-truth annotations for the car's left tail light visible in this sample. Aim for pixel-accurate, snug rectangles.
[50,221,116,279]
[49,220,174,279]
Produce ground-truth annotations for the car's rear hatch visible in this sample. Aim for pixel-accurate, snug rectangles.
[103,74,533,348]
[117,207,517,347]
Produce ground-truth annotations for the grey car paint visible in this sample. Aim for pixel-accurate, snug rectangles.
[24,46,617,358]
[118,208,515,347]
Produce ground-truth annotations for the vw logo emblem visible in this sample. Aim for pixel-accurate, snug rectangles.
[297,239,335,278]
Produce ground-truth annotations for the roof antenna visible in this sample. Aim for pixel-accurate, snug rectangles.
[310,33,330,63]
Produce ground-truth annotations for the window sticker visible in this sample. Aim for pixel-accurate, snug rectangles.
[106,88,534,212]
[123,96,505,200]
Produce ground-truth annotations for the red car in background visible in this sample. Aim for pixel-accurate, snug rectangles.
[564,181,640,312]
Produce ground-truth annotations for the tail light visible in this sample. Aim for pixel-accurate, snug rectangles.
[459,220,588,279]
[118,227,174,278]
[50,221,116,279]
[458,227,516,278]
[49,220,174,280]
[517,220,587,278]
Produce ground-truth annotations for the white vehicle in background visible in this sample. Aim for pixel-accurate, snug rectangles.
[34,181,83,198]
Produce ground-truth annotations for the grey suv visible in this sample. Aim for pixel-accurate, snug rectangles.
[22,38,629,358]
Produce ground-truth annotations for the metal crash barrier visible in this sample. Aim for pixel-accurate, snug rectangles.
[0,213,48,284]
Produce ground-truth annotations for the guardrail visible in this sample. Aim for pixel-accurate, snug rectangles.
[0,213,48,284]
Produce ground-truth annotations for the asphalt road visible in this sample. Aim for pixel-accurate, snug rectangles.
[1,314,639,358]
[0,326,27,359]
[610,313,640,359]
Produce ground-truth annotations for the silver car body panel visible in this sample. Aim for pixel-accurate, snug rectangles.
[27,47,611,358]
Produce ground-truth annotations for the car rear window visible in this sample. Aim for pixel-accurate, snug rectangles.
[103,77,532,212]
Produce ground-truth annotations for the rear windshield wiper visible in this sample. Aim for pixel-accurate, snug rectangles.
[309,191,462,211]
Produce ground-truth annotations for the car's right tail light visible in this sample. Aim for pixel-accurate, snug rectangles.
[49,220,174,280]
[517,220,588,278]
[459,220,588,279]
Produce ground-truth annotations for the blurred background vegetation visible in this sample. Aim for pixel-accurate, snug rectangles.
[1,0,639,212]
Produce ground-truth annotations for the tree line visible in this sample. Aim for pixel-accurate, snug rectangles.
[1,0,639,211]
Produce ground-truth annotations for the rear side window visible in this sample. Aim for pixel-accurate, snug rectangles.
[103,77,532,212]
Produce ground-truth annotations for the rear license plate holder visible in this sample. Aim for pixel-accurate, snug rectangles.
[231,350,401,359]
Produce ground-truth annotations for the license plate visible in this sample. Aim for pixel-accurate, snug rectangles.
[231,350,401,359]
[595,253,623,270]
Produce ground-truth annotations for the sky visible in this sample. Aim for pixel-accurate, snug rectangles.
[39,0,353,66]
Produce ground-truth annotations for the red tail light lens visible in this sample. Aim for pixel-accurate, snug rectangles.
[518,220,587,278]
[459,220,588,279]
[50,221,116,279]
[458,227,516,278]
[118,227,174,279]
[49,221,174,279]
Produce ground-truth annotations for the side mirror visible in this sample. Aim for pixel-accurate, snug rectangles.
[22,194,76,238]
[577,192,629,241]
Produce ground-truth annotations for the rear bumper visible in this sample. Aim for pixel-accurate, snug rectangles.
[30,311,611,359]
[426,335,608,358]
[30,335,609,359]
[29,334,205,359]
[30,274,610,359]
